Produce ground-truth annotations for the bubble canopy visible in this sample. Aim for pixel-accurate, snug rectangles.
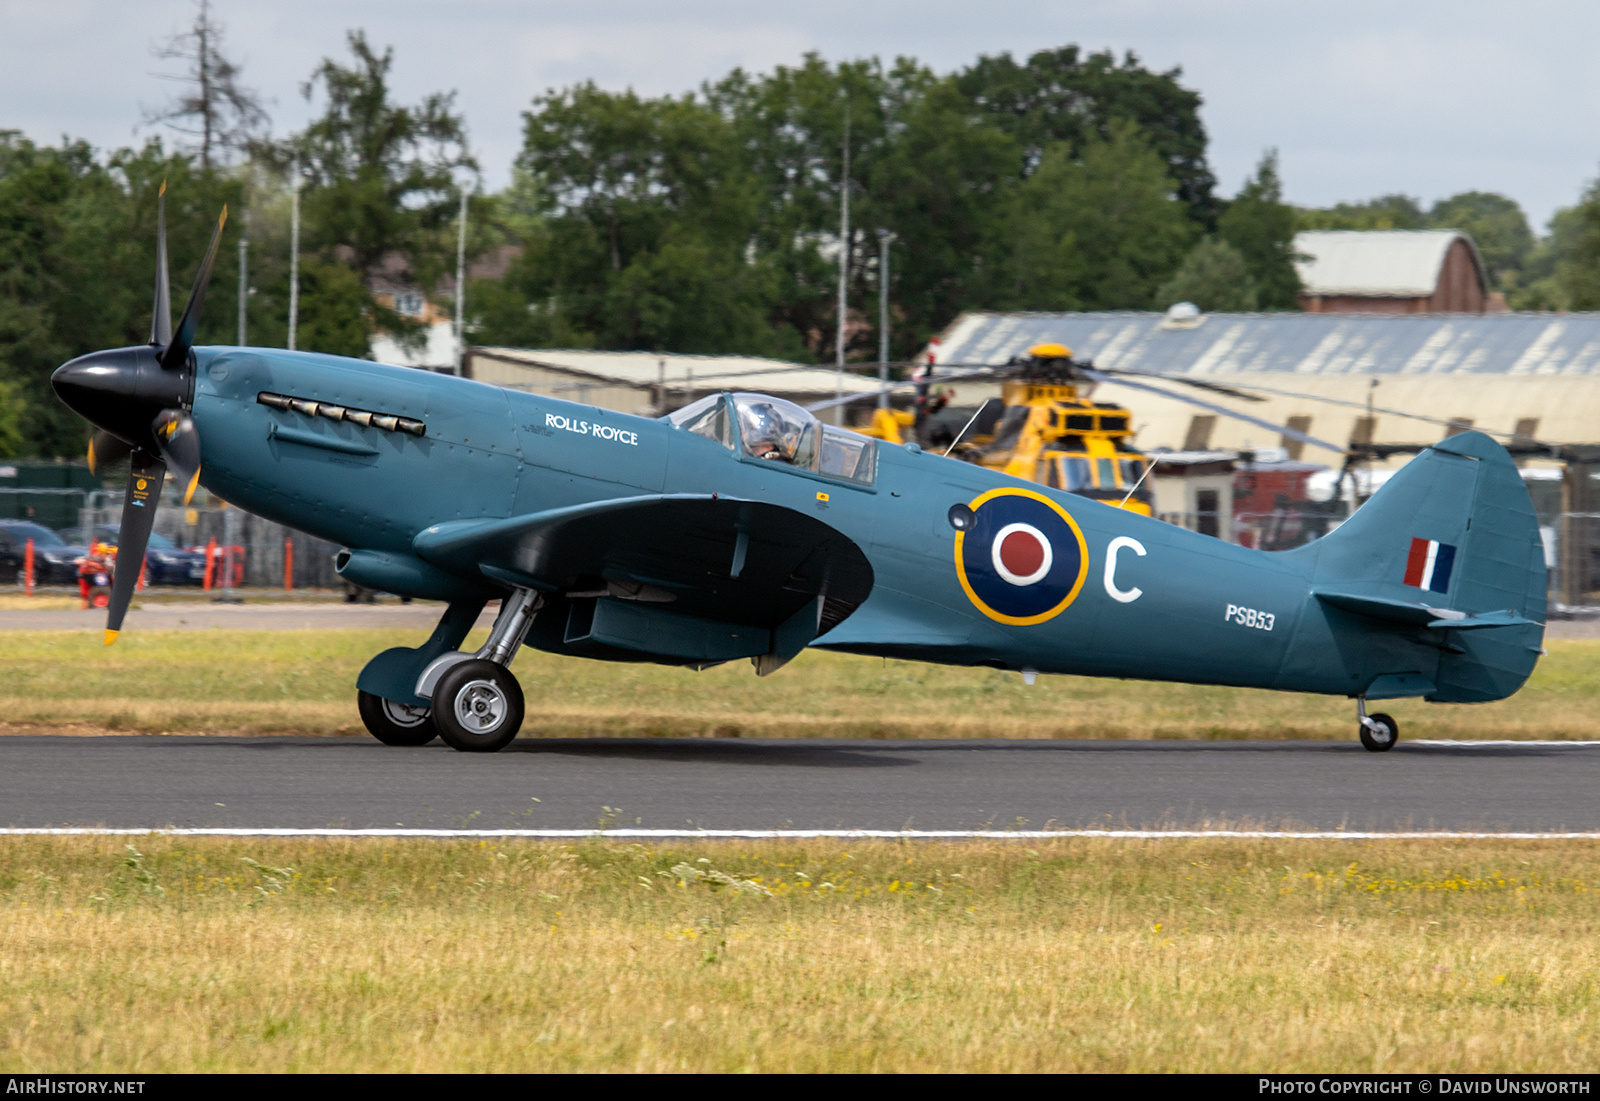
[666,392,876,485]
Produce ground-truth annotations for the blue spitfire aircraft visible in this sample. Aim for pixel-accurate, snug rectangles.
[52,198,1548,753]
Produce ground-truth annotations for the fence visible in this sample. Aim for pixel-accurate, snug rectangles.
[69,491,342,590]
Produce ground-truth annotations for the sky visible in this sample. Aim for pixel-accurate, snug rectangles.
[6,0,1600,231]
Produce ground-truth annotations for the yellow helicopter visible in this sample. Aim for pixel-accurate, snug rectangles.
[855,342,1155,515]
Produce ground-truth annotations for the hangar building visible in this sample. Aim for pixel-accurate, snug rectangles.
[461,347,881,416]
[930,309,1600,467]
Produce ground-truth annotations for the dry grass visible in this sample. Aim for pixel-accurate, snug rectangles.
[0,836,1596,1072]
[1,629,1599,740]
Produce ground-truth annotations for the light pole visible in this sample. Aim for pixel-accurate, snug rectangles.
[876,228,894,410]
[834,106,850,426]
[454,186,468,375]
[287,156,300,351]
[236,225,248,346]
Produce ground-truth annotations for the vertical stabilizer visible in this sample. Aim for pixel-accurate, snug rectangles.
[1311,431,1546,702]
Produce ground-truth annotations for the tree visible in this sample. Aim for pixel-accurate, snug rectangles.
[1428,191,1533,288]
[1154,237,1259,312]
[999,122,1195,310]
[291,31,477,282]
[0,132,243,456]
[1217,150,1301,309]
[142,0,267,170]
[1545,179,1600,311]
[1296,194,1427,231]
[509,80,780,353]
[955,46,1217,226]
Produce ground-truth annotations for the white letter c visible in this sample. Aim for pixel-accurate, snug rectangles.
[1104,536,1147,603]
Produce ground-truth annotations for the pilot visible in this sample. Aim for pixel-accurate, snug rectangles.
[739,400,800,464]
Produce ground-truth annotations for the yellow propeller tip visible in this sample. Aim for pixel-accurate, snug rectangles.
[103,629,120,647]
[183,468,202,506]
[219,206,228,228]
[159,179,167,197]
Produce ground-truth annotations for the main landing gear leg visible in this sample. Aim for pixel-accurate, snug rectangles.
[1357,696,1399,753]
[431,588,541,754]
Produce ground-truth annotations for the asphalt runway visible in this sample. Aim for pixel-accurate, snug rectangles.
[2,735,1598,833]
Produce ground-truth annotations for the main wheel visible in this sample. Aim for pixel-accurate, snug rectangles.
[1359,712,1399,753]
[432,659,524,753]
[357,689,438,747]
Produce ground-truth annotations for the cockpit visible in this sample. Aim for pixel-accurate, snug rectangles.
[666,392,877,486]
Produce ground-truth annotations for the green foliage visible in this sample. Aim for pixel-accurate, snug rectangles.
[1217,151,1301,309]
[999,125,1196,311]
[286,258,371,358]
[955,45,1217,225]
[0,132,243,456]
[289,31,476,279]
[1297,194,1428,231]
[1551,181,1600,311]
[1154,237,1259,312]
[493,49,1212,359]
[1428,191,1533,285]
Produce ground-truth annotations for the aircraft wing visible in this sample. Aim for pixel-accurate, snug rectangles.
[413,494,874,670]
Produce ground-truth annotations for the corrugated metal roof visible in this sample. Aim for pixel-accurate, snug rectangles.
[928,311,1600,459]
[931,311,1600,377]
[471,347,882,397]
[1292,230,1478,297]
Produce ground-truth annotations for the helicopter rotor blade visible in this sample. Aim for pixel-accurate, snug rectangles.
[1079,367,1349,455]
[802,368,1001,414]
[1093,366,1266,403]
[1141,374,1562,449]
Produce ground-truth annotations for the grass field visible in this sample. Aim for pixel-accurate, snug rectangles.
[0,835,1595,1072]
[1,629,1598,741]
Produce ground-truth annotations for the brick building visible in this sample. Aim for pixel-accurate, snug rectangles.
[1293,229,1495,314]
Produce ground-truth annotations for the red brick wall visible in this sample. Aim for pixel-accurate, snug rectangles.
[1427,239,1487,312]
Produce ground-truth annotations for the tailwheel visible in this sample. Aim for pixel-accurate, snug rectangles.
[1359,711,1399,753]
[357,689,438,747]
[432,659,524,753]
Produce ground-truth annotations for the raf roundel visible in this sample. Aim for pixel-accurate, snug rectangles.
[954,487,1089,625]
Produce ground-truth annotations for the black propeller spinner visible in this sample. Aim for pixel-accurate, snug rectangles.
[50,181,225,644]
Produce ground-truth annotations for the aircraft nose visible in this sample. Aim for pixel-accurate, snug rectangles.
[52,346,187,449]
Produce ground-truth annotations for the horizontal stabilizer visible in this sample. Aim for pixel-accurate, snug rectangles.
[1315,588,1537,631]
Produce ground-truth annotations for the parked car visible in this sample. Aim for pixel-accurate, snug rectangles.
[58,524,211,586]
[0,520,83,584]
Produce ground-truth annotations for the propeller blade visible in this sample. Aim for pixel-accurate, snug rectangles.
[152,409,202,504]
[150,180,172,347]
[87,430,132,475]
[1079,367,1349,455]
[104,450,166,645]
[159,205,227,372]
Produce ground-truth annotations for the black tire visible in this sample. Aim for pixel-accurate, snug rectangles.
[357,689,438,747]
[1359,712,1399,753]
[432,659,524,753]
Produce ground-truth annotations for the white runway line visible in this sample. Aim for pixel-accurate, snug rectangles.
[3,828,1600,840]
[1407,740,1600,747]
